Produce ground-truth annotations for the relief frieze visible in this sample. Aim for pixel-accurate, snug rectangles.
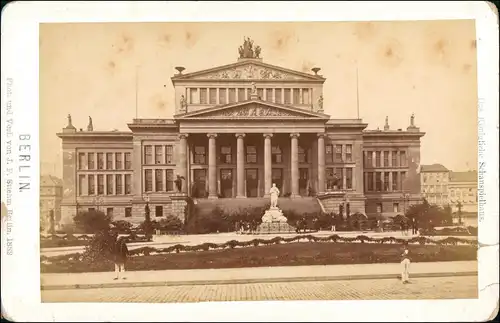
[202,65,299,80]
[201,105,297,118]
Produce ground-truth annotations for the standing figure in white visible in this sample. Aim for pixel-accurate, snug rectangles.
[269,183,280,208]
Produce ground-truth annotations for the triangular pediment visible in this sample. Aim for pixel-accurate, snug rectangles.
[175,100,330,120]
[171,60,325,82]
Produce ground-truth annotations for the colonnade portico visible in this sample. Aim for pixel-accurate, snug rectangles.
[177,131,328,199]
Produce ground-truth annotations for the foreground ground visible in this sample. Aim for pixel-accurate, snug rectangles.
[41,275,478,303]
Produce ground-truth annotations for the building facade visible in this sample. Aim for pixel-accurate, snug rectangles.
[420,164,450,207]
[448,171,478,213]
[40,175,63,231]
[57,39,425,226]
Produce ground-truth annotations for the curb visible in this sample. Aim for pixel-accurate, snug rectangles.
[41,271,477,291]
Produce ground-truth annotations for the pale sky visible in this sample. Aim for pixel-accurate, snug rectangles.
[40,21,478,177]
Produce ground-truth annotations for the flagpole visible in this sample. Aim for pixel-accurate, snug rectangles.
[135,66,139,119]
[356,61,360,119]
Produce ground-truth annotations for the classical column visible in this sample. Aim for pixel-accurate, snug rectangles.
[317,133,326,193]
[178,134,189,193]
[388,172,393,192]
[235,133,246,198]
[263,133,273,196]
[207,133,218,199]
[290,133,300,198]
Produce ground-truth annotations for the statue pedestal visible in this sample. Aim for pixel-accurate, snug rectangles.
[261,207,288,223]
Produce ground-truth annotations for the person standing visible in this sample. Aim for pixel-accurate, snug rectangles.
[401,246,411,284]
[112,236,129,280]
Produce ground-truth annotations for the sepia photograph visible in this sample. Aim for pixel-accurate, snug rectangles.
[36,18,484,304]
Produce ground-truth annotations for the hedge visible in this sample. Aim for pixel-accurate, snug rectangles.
[40,233,477,264]
[420,226,478,236]
[40,233,150,249]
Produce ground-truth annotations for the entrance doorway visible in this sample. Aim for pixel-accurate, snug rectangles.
[272,168,283,192]
[192,169,207,198]
[220,169,233,198]
[246,169,259,197]
[299,168,309,196]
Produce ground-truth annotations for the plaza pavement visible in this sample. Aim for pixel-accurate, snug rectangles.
[41,230,476,257]
[41,260,477,291]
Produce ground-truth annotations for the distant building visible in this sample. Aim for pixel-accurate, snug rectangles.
[40,175,63,231]
[420,164,450,207]
[448,170,478,213]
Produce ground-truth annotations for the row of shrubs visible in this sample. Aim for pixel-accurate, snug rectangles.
[420,226,478,236]
[41,233,478,264]
[40,232,150,249]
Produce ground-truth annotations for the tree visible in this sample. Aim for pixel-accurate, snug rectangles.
[73,209,112,234]
[405,200,448,229]
[143,203,153,240]
[158,215,183,232]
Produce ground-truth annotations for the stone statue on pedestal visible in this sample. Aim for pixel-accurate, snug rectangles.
[261,183,288,223]
[269,183,280,208]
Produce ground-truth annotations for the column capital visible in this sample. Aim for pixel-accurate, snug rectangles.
[178,133,189,140]
[317,133,326,138]
[290,133,300,139]
[235,133,246,139]
[207,133,218,139]
[263,133,273,139]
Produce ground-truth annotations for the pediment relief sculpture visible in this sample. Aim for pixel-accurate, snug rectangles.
[190,105,316,118]
[192,65,303,80]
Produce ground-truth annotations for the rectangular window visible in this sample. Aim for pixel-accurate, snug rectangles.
[384,172,390,191]
[325,145,334,163]
[272,145,282,164]
[345,145,353,162]
[326,168,335,190]
[383,151,389,167]
[144,146,153,165]
[97,153,104,170]
[375,151,381,167]
[78,153,86,170]
[106,174,113,195]
[106,153,113,170]
[367,172,374,191]
[337,168,344,189]
[194,146,206,164]
[392,172,398,191]
[115,174,123,195]
[298,146,308,163]
[125,174,132,194]
[246,146,257,164]
[293,88,300,104]
[155,170,163,192]
[238,88,246,101]
[265,88,273,102]
[116,153,123,170]
[335,145,342,162]
[189,88,198,104]
[97,175,104,195]
[247,88,252,100]
[78,175,85,196]
[88,153,95,170]
[106,207,113,218]
[366,151,373,168]
[376,203,383,213]
[393,203,399,213]
[220,146,232,164]
[124,153,131,169]
[400,151,407,166]
[125,207,132,218]
[155,206,163,217]
[228,88,236,103]
[392,151,398,167]
[200,88,208,104]
[257,88,264,100]
[375,172,382,192]
[166,169,174,191]
[284,88,291,104]
[88,175,95,195]
[219,88,227,105]
[145,170,153,192]
[302,88,309,104]
[155,145,163,164]
[346,168,353,189]
[165,145,173,164]
[400,171,407,190]
[275,88,282,104]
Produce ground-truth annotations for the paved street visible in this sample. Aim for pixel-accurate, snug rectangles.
[42,276,477,303]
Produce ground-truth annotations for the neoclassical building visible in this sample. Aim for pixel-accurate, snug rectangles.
[57,39,425,226]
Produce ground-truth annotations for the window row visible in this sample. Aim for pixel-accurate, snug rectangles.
[423,185,447,193]
[193,145,310,165]
[325,167,354,190]
[144,145,175,165]
[187,87,311,105]
[144,169,176,193]
[376,202,401,214]
[87,206,167,218]
[325,144,353,164]
[365,171,407,192]
[422,172,449,183]
[364,150,407,168]
[79,174,132,196]
[78,152,132,170]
